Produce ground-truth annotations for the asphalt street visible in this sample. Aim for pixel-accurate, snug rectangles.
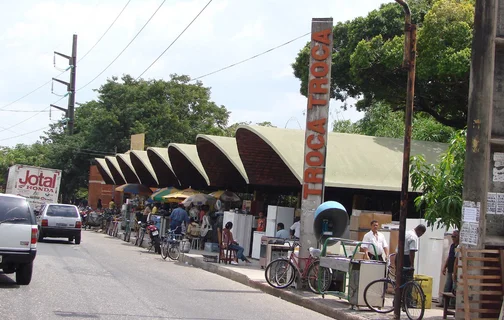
[0,230,332,320]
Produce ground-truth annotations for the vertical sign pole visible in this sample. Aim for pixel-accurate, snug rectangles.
[299,18,333,282]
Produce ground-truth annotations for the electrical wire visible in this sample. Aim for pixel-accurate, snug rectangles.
[0,70,66,111]
[0,96,65,133]
[79,0,132,63]
[0,125,50,142]
[0,109,50,113]
[136,0,213,80]
[191,32,310,81]
[77,0,167,91]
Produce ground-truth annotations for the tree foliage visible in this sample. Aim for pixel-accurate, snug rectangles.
[293,0,474,128]
[333,102,455,143]
[410,130,466,229]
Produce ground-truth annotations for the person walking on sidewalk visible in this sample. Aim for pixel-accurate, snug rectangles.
[436,230,459,307]
[222,222,251,265]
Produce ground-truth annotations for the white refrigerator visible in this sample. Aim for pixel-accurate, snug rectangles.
[265,205,295,237]
[223,211,254,257]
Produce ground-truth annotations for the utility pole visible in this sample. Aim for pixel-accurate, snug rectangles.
[51,34,77,135]
[393,0,417,319]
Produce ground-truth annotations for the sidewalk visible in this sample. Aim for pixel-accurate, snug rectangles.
[179,249,446,320]
[106,229,446,319]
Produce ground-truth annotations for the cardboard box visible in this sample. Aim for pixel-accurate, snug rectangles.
[349,230,368,241]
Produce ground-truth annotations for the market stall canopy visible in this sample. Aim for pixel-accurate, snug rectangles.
[151,187,179,202]
[115,183,153,195]
[146,147,180,187]
[168,143,209,189]
[116,153,141,184]
[105,156,127,185]
[130,150,159,187]
[209,190,241,202]
[196,135,249,189]
[163,188,200,203]
[95,158,115,185]
[182,193,216,207]
[236,125,448,192]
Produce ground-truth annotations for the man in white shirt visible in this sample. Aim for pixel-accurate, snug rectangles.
[362,220,389,261]
[398,224,426,268]
[290,217,300,239]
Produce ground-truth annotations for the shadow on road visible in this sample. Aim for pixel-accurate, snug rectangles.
[39,239,75,245]
[193,289,261,294]
[0,273,20,288]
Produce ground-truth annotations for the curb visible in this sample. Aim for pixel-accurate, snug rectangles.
[179,253,366,320]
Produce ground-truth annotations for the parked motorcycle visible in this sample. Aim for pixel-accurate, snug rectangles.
[146,221,161,254]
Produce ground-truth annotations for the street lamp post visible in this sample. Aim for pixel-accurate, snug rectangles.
[393,0,417,319]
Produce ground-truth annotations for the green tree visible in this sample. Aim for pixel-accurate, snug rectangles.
[41,74,230,201]
[410,130,466,229]
[333,102,455,142]
[0,143,50,186]
[293,0,474,128]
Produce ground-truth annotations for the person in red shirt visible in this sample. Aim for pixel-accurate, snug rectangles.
[256,212,266,232]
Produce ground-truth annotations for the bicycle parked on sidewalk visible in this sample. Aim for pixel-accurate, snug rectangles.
[264,242,332,294]
[160,227,183,261]
[363,253,426,320]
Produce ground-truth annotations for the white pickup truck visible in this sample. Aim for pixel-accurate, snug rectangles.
[0,194,38,285]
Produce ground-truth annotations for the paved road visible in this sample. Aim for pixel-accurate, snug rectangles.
[0,231,332,320]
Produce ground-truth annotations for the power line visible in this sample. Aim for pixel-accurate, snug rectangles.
[79,0,132,62]
[0,70,67,111]
[0,125,49,142]
[0,109,50,113]
[191,32,310,81]
[136,0,213,80]
[78,0,167,91]
[0,96,65,133]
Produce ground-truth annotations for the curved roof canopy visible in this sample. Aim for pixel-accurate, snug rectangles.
[236,125,447,192]
[95,158,115,185]
[105,156,127,185]
[146,147,179,187]
[196,135,249,189]
[168,143,209,189]
[116,153,141,184]
[130,150,159,187]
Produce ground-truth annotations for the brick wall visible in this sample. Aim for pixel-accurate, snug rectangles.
[168,148,208,189]
[88,165,121,209]
[236,129,300,187]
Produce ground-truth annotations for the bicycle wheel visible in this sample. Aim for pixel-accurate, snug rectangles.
[403,281,425,320]
[306,260,331,294]
[264,258,296,289]
[364,278,396,313]
[136,231,145,247]
[167,243,180,260]
[160,240,169,260]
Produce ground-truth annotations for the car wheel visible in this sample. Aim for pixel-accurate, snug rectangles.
[38,231,44,241]
[75,234,81,245]
[16,262,33,285]
[68,237,74,242]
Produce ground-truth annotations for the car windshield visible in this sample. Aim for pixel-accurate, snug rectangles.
[0,197,34,224]
[46,205,78,218]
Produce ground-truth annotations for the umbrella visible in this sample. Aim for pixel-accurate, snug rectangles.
[115,183,153,195]
[182,194,217,207]
[150,187,179,202]
[163,188,200,203]
[209,190,241,202]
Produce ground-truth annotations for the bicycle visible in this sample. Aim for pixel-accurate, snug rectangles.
[264,242,332,294]
[160,227,182,260]
[135,222,146,246]
[363,253,426,320]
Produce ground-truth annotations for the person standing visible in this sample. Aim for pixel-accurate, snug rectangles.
[398,224,426,268]
[97,198,102,211]
[256,212,266,232]
[170,203,189,235]
[362,220,389,261]
[290,217,301,240]
[436,230,459,307]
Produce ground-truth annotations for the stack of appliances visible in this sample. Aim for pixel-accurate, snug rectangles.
[252,205,295,261]
[223,211,253,257]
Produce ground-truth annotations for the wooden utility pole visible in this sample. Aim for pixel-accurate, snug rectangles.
[393,0,417,318]
[456,0,503,318]
[51,34,77,135]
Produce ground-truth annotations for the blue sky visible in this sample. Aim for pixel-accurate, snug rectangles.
[0,0,390,147]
